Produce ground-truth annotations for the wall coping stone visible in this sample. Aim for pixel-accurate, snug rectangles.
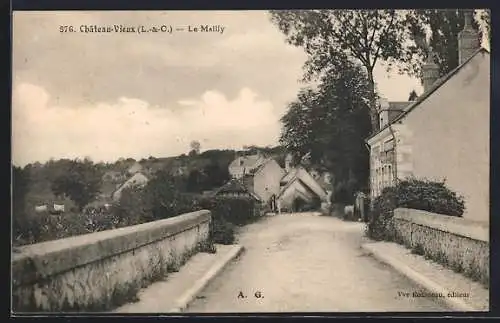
[394,208,488,243]
[12,210,211,287]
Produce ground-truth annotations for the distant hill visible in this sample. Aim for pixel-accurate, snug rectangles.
[19,145,288,210]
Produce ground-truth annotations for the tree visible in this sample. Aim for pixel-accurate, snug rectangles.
[280,59,372,191]
[203,162,230,188]
[189,140,201,156]
[408,89,418,101]
[51,158,103,211]
[270,10,411,132]
[405,9,483,79]
[12,166,30,238]
[144,170,191,219]
[480,9,490,45]
[186,169,207,193]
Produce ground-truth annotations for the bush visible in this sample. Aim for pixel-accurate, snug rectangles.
[195,195,258,245]
[367,178,465,241]
[210,218,236,245]
[331,179,357,205]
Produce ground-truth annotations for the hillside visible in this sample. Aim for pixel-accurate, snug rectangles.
[17,145,288,213]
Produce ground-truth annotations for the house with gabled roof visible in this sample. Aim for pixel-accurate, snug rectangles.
[276,154,329,212]
[228,153,268,179]
[366,10,490,223]
[226,153,286,205]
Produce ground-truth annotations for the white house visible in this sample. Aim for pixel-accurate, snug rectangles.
[228,154,268,179]
[112,172,149,202]
[366,11,490,223]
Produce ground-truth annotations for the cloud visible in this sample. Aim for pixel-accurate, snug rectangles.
[12,83,281,166]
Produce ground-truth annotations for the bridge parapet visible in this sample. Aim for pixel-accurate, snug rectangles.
[12,210,211,313]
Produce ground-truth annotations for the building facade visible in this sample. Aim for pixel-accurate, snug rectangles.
[366,11,490,222]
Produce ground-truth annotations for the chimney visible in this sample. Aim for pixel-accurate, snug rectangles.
[422,48,439,92]
[458,9,480,65]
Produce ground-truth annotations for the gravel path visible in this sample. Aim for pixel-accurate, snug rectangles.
[186,213,451,313]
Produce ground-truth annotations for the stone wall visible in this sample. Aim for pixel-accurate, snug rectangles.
[393,208,489,286]
[12,210,211,313]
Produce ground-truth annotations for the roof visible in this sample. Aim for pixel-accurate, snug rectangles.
[281,168,299,184]
[213,179,260,200]
[229,154,267,170]
[367,47,489,141]
[386,101,411,112]
[112,172,150,198]
[278,167,327,200]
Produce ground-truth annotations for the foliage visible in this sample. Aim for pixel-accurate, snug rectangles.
[203,162,230,188]
[332,178,358,205]
[408,89,418,101]
[279,59,371,192]
[367,178,465,241]
[480,9,490,44]
[113,186,154,226]
[405,9,484,79]
[143,170,197,219]
[12,166,30,236]
[186,169,206,193]
[190,140,201,154]
[50,158,103,211]
[270,9,413,130]
[13,148,273,246]
[196,196,260,244]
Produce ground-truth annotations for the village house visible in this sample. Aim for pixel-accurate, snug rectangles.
[112,172,150,202]
[222,153,329,212]
[366,10,490,223]
[229,154,286,205]
[277,154,329,212]
[228,153,268,179]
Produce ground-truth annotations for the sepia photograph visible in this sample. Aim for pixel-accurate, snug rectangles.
[11,9,491,314]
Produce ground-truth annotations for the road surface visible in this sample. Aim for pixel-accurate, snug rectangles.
[186,212,451,313]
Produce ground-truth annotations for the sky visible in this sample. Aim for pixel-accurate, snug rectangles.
[12,10,451,167]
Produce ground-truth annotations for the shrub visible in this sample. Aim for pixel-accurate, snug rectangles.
[331,179,357,205]
[367,178,465,241]
[195,195,258,244]
[210,218,236,245]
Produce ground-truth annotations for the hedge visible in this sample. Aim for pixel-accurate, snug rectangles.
[367,178,465,241]
[196,196,261,245]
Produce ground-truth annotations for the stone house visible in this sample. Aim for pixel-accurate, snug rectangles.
[366,11,490,223]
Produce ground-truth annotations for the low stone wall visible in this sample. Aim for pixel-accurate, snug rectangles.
[12,210,211,313]
[393,208,489,286]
